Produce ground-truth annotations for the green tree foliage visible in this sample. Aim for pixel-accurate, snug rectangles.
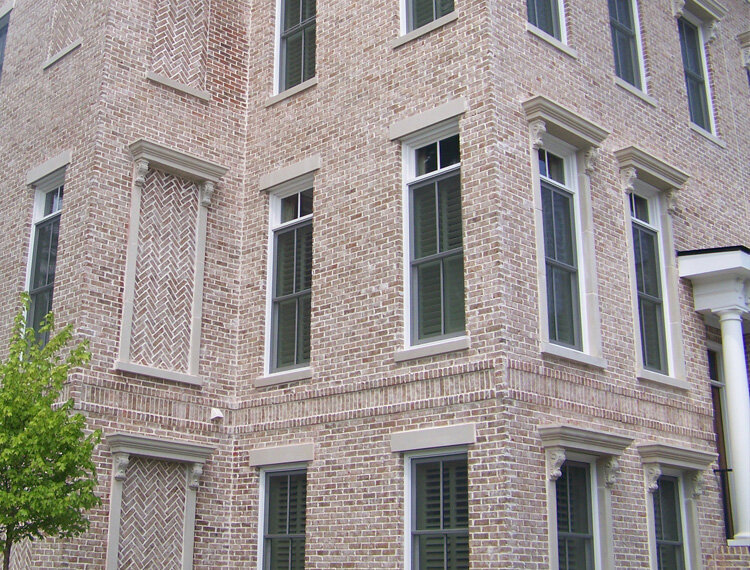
[0,299,100,570]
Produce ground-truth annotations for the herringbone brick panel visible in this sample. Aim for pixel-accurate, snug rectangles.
[130,170,197,373]
[49,0,86,56]
[118,457,186,570]
[150,0,209,89]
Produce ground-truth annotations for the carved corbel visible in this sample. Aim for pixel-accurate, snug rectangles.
[645,463,662,493]
[672,0,685,18]
[529,119,547,150]
[620,166,638,195]
[134,159,149,189]
[113,452,130,482]
[603,456,621,489]
[690,470,705,498]
[199,181,215,207]
[703,21,718,44]
[547,447,566,481]
[665,188,681,216]
[188,463,204,490]
[584,147,599,175]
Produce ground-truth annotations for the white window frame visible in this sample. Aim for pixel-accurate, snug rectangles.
[677,11,716,134]
[273,0,316,97]
[609,0,648,94]
[399,0,457,36]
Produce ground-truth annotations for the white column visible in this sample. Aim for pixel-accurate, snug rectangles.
[718,309,750,542]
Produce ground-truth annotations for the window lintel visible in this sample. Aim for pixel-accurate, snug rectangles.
[129,139,228,184]
[391,423,476,452]
[26,151,72,187]
[614,146,689,193]
[249,443,315,467]
[107,433,214,464]
[539,424,632,456]
[522,96,609,150]
[389,98,467,144]
[637,443,716,472]
[259,155,320,194]
[672,0,727,24]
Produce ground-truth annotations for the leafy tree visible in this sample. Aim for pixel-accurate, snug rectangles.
[0,298,100,570]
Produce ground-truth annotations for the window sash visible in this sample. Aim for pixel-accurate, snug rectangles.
[527,0,561,39]
[0,13,8,83]
[653,476,686,570]
[556,462,594,570]
[609,0,641,89]
[280,0,316,91]
[264,471,307,570]
[408,0,455,31]
[678,17,710,130]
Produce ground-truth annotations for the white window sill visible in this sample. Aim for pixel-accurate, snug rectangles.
[389,12,458,49]
[394,335,470,363]
[42,39,82,70]
[689,123,726,148]
[541,342,608,369]
[114,361,203,387]
[525,23,578,59]
[255,367,312,387]
[727,537,750,547]
[637,368,690,391]
[613,77,656,107]
[146,71,211,101]
[265,77,318,108]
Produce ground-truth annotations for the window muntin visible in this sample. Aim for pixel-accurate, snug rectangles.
[630,192,667,374]
[556,462,594,570]
[678,17,710,131]
[280,0,316,91]
[28,183,64,343]
[271,188,313,371]
[653,476,686,570]
[708,348,734,539]
[527,0,561,40]
[263,470,307,570]
[411,454,469,570]
[609,0,642,89]
[408,0,455,32]
[409,134,465,344]
[539,148,581,349]
[0,12,8,84]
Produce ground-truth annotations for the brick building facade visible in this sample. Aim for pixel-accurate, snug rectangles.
[0,0,748,568]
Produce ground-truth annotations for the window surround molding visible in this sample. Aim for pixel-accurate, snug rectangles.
[540,424,632,570]
[105,433,214,570]
[615,146,689,390]
[522,96,609,369]
[609,0,651,99]
[116,140,228,387]
[526,22,578,60]
[637,443,716,570]
[672,0,726,43]
[256,155,320,386]
[391,10,458,49]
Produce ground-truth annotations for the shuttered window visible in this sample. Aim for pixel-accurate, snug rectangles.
[28,183,64,345]
[609,0,642,89]
[653,476,686,570]
[272,189,313,371]
[412,455,469,570]
[280,0,316,91]
[556,462,594,570]
[527,0,561,39]
[408,0,454,31]
[409,135,464,343]
[264,471,307,570]
[678,17,710,131]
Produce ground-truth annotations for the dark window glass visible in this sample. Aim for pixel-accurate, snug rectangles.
[281,0,316,91]
[708,349,734,538]
[265,471,307,570]
[409,0,455,32]
[412,455,469,570]
[0,12,9,84]
[608,0,641,89]
[556,462,594,570]
[272,190,313,371]
[678,17,710,130]
[527,0,561,40]
[653,476,685,570]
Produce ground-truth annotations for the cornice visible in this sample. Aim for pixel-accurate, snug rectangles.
[521,96,609,149]
[539,424,632,456]
[614,146,689,191]
[107,433,214,464]
[637,443,716,471]
[128,139,228,183]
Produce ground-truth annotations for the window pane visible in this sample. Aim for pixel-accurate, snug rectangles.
[413,183,438,258]
[442,457,468,528]
[275,299,298,369]
[28,288,52,334]
[275,230,296,296]
[639,297,665,371]
[633,225,660,297]
[548,265,578,346]
[415,461,442,530]
[265,472,306,570]
[416,143,438,176]
[44,186,64,216]
[299,189,313,217]
[303,25,316,82]
[281,194,298,223]
[413,0,435,30]
[295,224,313,292]
[31,218,59,290]
[443,254,465,335]
[283,0,301,30]
[283,32,303,90]
[439,135,460,168]
[438,174,462,252]
[551,190,574,265]
[528,0,560,39]
[546,153,565,185]
[297,294,311,364]
[556,463,593,570]
[654,477,685,570]
[417,260,443,339]
[302,0,315,21]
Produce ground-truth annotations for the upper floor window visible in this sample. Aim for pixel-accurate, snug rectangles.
[0,11,9,84]
[527,0,562,40]
[678,16,712,131]
[608,0,643,90]
[407,134,465,344]
[408,0,454,32]
[270,187,313,372]
[279,0,316,92]
[28,173,65,343]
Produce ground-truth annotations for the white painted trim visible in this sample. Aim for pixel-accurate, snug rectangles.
[638,368,690,390]
[26,151,72,185]
[265,76,318,107]
[129,139,228,183]
[390,11,458,49]
[259,155,320,192]
[614,146,689,190]
[146,71,211,101]
[114,360,203,387]
[394,335,470,362]
[0,1,14,21]
[727,537,750,547]
[541,342,608,369]
[689,122,726,147]
[522,96,609,148]
[525,22,578,59]
[614,76,657,106]
[391,423,476,452]
[255,366,312,387]
[388,98,467,142]
[249,444,315,467]
[108,433,214,463]
[42,39,81,70]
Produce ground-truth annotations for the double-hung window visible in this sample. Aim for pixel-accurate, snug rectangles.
[678,17,711,131]
[556,462,594,570]
[539,147,580,349]
[652,476,686,570]
[263,469,307,570]
[708,347,734,539]
[408,134,465,344]
[630,192,667,374]
[407,0,454,32]
[527,0,562,40]
[608,0,643,90]
[28,173,65,343]
[279,0,316,92]
[0,11,9,84]
[410,453,469,570]
[270,188,313,372]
